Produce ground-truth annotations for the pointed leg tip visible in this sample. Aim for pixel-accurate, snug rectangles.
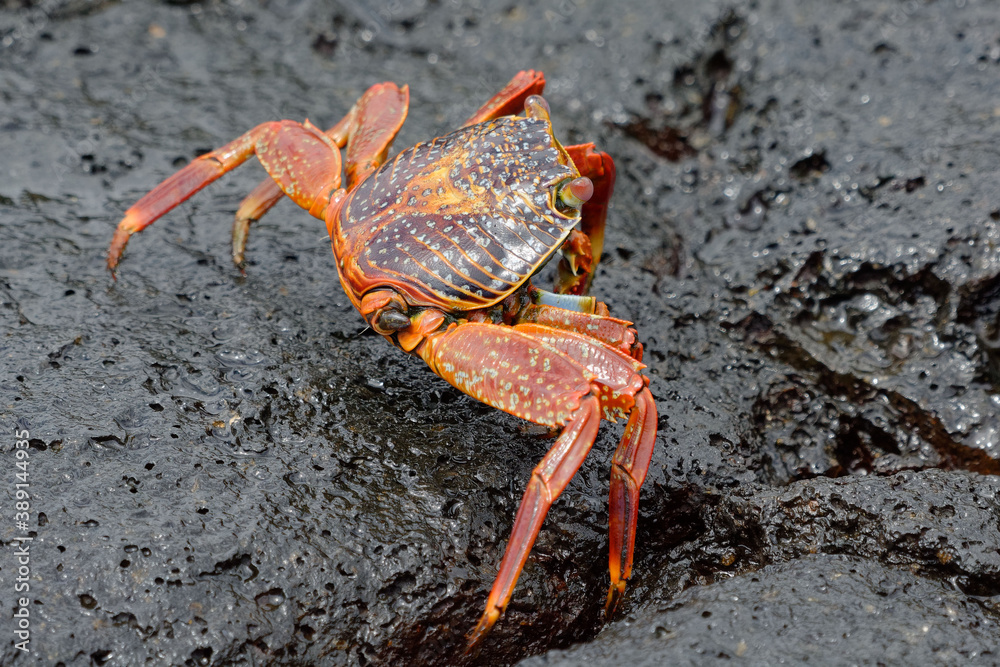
[107,228,131,276]
[604,581,626,619]
[232,215,253,270]
[466,607,501,651]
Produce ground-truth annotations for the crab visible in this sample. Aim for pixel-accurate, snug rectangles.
[107,70,657,645]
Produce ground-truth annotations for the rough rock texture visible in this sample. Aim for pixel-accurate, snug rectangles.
[526,553,999,666]
[1,0,998,665]
[527,471,1000,665]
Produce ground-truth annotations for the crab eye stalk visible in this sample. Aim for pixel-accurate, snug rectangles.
[557,176,594,210]
[524,95,551,121]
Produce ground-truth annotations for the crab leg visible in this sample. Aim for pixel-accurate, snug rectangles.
[461,69,546,127]
[232,82,409,268]
[556,144,616,295]
[511,323,656,617]
[108,120,343,272]
[416,322,602,645]
[417,319,655,644]
[606,386,656,614]
[472,394,601,646]
[230,111,355,268]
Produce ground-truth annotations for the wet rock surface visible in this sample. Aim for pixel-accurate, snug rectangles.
[526,552,1000,666]
[1,0,998,665]
[528,471,1000,665]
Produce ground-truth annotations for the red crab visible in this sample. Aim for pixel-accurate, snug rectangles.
[107,71,657,645]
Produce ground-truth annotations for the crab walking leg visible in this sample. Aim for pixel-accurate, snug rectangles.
[108,120,343,272]
[556,144,617,296]
[415,321,604,644]
[606,387,657,614]
[231,179,291,268]
[461,69,546,127]
[470,395,601,645]
[510,323,656,618]
[342,83,411,188]
[231,112,353,269]
[232,82,410,269]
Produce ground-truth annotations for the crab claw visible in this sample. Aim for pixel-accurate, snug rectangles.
[560,229,594,276]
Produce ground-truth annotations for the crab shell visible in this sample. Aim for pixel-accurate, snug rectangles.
[331,115,583,314]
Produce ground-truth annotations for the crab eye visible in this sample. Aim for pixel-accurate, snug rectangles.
[557,176,594,210]
[524,95,550,121]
